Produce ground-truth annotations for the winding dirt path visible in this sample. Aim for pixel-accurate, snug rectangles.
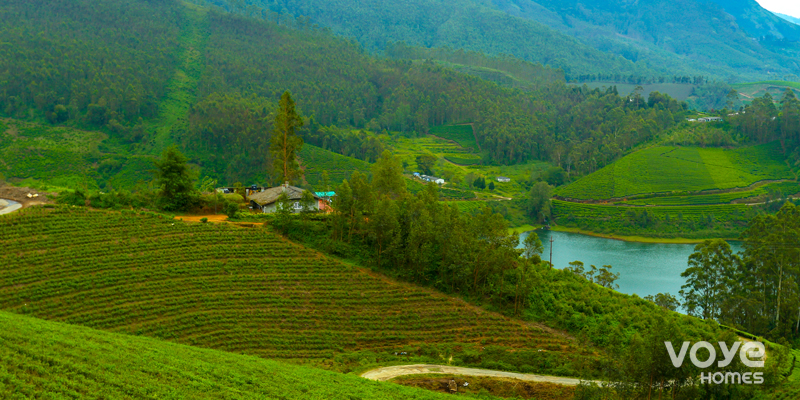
[360,364,587,386]
[0,199,22,215]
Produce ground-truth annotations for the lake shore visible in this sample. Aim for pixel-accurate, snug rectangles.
[540,225,733,244]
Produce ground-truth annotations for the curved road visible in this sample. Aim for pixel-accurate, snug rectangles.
[0,199,22,215]
[360,364,588,386]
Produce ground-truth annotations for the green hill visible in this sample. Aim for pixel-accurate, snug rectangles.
[555,142,794,200]
[0,206,588,374]
[201,0,800,81]
[0,0,689,187]
[0,310,459,399]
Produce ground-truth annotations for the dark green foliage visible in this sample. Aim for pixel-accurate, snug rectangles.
[527,182,553,223]
[415,154,437,175]
[225,202,238,219]
[0,0,183,131]
[154,146,197,212]
[271,91,304,182]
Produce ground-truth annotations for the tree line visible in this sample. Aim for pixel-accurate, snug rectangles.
[680,202,800,344]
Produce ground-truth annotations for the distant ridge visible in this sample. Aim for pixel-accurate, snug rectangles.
[776,12,800,26]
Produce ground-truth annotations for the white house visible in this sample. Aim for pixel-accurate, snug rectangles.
[496,176,510,183]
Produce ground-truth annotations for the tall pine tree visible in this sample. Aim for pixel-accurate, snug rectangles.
[270,91,304,183]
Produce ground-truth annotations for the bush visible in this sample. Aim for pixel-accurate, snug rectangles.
[225,202,238,219]
[200,217,208,223]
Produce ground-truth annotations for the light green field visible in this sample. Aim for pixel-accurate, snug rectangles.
[429,124,477,149]
[556,142,793,200]
[732,81,800,104]
[0,310,461,399]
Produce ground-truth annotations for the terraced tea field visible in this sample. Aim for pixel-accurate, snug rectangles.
[0,206,583,368]
[0,310,458,399]
[556,142,793,200]
[429,124,477,149]
[552,200,752,238]
[621,181,800,206]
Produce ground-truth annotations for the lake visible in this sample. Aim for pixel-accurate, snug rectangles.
[520,229,743,299]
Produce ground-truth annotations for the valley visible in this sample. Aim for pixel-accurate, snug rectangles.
[1,0,800,398]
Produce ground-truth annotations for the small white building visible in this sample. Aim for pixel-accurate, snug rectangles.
[420,175,445,185]
[496,176,510,183]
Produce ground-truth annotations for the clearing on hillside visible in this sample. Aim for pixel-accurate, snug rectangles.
[556,142,793,200]
[0,311,460,399]
[429,124,478,150]
[0,206,590,374]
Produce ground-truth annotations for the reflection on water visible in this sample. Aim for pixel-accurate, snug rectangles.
[519,229,743,299]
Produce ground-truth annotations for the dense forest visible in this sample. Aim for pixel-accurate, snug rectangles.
[0,0,690,186]
[192,0,648,79]
[0,0,184,135]
[193,0,800,82]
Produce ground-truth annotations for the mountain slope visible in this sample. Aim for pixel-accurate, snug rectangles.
[492,0,800,81]
[195,0,646,78]
[198,0,800,81]
[0,310,459,399]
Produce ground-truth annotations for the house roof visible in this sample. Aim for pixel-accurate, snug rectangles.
[249,184,319,206]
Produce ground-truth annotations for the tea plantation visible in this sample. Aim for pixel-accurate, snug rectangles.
[0,206,590,374]
[0,310,463,399]
[556,142,793,200]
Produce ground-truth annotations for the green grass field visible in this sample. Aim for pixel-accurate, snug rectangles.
[0,206,586,374]
[429,124,477,149]
[732,81,800,104]
[0,119,106,190]
[556,142,793,200]
[0,310,465,399]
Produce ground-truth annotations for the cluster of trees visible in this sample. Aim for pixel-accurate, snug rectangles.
[680,202,800,343]
[0,0,183,134]
[728,90,800,145]
[311,151,538,312]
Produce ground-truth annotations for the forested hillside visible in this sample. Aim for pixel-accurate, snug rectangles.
[0,0,689,188]
[193,0,646,79]
[196,0,800,82]
[498,0,800,81]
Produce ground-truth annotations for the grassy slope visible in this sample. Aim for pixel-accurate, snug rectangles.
[0,310,463,400]
[0,119,106,191]
[556,142,793,200]
[733,81,800,103]
[0,206,588,374]
[149,2,208,155]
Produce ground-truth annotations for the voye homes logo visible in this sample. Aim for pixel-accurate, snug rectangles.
[664,341,765,385]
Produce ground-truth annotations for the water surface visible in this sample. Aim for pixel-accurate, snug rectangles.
[520,230,743,299]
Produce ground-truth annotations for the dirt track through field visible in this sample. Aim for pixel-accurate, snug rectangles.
[360,364,587,386]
